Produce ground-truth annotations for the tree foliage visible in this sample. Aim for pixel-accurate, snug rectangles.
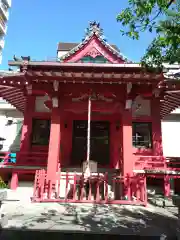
[0,176,7,188]
[117,0,180,68]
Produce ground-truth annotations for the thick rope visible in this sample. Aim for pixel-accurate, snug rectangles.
[87,95,91,163]
[84,95,91,178]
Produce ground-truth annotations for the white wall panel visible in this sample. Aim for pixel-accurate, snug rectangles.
[162,117,180,157]
[132,96,151,116]
[57,50,68,58]
[35,96,50,112]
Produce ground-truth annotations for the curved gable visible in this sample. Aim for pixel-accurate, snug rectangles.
[63,35,125,63]
[59,21,131,64]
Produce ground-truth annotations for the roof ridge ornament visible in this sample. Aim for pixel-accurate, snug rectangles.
[82,21,106,41]
[21,56,30,73]
[60,21,131,62]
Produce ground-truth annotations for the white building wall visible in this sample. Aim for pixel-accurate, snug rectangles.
[0,0,11,64]
[0,99,23,152]
[171,108,180,114]
[57,50,68,59]
[162,114,180,157]
[35,95,50,112]
[1,118,23,151]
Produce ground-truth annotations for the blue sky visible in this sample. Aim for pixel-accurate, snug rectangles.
[1,0,156,69]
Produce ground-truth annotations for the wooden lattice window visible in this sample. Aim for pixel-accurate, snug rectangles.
[132,122,152,148]
[31,119,50,145]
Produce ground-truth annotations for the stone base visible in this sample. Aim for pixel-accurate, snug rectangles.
[0,214,8,228]
[0,190,7,201]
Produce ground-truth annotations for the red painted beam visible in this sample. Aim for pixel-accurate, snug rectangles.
[162,102,180,109]
[166,95,180,101]
[164,98,180,105]
[8,101,25,107]
[27,73,160,83]
[4,99,25,106]
[8,99,25,106]
[4,94,25,101]
[160,110,172,115]
[162,100,178,105]
[161,104,178,111]
[0,94,23,101]
[6,97,25,104]
[0,88,19,94]
[1,91,24,99]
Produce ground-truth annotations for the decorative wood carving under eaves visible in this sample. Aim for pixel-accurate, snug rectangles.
[85,48,101,58]
[71,92,116,102]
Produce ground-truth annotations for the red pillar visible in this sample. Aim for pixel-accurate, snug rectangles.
[11,96,34,190]
[10,172,18,190]
[110,121,115,168]
[110,121,121,169]
[152,98,170,196]
[164,175,170,197]
[47,107,61,179]
[122,109,133,176]
[151,98,163,155]
[122,109,133,199]
[20,96,35,153]
[63,118,72,167]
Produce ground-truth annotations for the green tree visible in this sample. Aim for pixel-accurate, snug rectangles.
[117,0,180,69]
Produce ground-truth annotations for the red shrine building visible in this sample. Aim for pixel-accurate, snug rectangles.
[0,21,180,205]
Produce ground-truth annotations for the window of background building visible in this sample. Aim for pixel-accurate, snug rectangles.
[132,122,152,148]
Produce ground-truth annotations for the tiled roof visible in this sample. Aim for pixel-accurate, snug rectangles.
[59,32,132,63]
[58,42,120,52]
[58,21,131,63]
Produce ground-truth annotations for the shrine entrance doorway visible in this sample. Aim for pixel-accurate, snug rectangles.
[72,120,110,167]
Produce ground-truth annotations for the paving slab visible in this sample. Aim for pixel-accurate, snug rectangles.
[0,201,178,236]
[0,188,179,237]
[0,229,171,240]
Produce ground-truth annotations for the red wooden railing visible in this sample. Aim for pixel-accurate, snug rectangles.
[135,156,180,172]
[166,157,180,171]
[0,151,16,164]
[0,151,180,173]
[17,151,48,166]
[0,151,47,167]
[135,156,166,170]
[32,170,147,206]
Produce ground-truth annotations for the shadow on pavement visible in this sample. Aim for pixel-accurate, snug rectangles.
[0,229,177,240]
